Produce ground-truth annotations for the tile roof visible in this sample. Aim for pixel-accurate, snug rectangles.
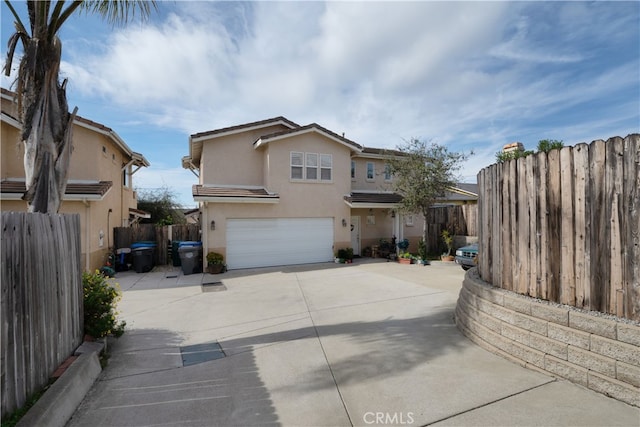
[192,185,279,199]
[360,147,406,157]
[1,180,112,197]
[257,123,363,151]
[190,117,299,140]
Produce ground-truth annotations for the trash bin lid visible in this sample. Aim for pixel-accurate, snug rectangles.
[131,241,157,249]
[178,241,202,247]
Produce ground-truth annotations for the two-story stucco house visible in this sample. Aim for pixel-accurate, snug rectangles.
[182,116,440,270]
[1,88,150,271]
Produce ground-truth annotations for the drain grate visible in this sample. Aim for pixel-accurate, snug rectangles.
[202,281,227,292]
[180,342,225,366]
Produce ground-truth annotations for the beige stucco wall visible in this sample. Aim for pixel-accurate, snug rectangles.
[199,124,289,186]
[350,156,394,192]
[1,115,142,272]
[202,131,355,260]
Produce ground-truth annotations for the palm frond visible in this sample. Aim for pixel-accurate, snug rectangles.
[4,31,28,77]
[80,0,157,26]
[3,0,29,35]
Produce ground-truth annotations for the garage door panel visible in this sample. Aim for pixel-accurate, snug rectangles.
[226,218,334,269]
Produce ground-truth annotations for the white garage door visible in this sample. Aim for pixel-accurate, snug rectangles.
[226,218,334,269]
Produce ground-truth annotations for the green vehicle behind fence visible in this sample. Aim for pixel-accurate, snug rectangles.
[455,243,478,271]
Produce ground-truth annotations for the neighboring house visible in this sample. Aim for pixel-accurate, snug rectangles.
[182,116,478,270]
[1,88,150,271]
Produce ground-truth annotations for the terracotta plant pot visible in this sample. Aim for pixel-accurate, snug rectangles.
[441,255,455,262]
[207,264,225,274]
[398,258,412,265]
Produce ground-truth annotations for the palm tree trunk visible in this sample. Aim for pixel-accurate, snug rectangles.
[20,35,76,213]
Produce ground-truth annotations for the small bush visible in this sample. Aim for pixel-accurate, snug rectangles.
[83,271,126,339]
[206,251,224,265]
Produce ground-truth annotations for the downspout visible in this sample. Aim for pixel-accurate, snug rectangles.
[83,199,91,271]
[201,201,208,271]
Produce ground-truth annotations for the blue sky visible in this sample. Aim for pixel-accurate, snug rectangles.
[2,1,639,208]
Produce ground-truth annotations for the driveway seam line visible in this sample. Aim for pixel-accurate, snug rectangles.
[295,273,355,427]
[420,378,557,426]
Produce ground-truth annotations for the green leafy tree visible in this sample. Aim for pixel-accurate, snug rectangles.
[537,139,564,153]
[385,139,470,253]
[4,0,156,213]
[136,186,186,225]
[496,139,564,163]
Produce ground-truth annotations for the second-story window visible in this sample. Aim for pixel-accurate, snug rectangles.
[291,151,332,182]
[320,154,332,181]
[291,152,304,179]
[366,162,375,181]
[384,164,392,181]
[306,153,318,180]
[351,160,355,180]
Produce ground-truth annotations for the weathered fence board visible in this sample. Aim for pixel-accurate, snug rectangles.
[1,212,83,416]
[477,134,640,321]
[113,224,201,266]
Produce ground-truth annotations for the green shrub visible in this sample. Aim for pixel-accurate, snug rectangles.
[83,271,126,339]
[206,251,224,265]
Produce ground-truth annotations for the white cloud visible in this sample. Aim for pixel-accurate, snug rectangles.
[3,0,638,192]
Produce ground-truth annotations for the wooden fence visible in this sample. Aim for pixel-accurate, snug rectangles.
[114,224,200,265]
[425,204,478,252]
[477,134,640,321]
[1,212,83,416]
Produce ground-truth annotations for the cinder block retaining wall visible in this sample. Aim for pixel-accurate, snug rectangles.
[455,269,640,407]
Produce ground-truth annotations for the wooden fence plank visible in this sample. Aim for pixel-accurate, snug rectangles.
[623,135,640,320]
[536,152,548,299]
[547,149,562,303]
[560,147,575,305]
[589,140,606,312]
[573,143,589,309]
[607,137,624,316]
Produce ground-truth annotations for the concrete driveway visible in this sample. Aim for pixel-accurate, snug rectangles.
[67,260,639,426]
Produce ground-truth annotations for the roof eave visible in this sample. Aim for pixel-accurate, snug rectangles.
[193,196,280,204]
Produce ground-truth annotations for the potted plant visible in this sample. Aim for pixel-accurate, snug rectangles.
[441,230,455,261]
[398,252,413,264]
[416,238,429,265]
[206,251,225,274]
[336,248,354,263]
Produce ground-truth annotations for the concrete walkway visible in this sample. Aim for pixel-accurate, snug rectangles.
[67,260,639,426]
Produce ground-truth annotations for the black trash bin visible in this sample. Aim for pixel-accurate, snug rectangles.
[171,240,182,267]
[131,242,156,273]
[178,241,202,275]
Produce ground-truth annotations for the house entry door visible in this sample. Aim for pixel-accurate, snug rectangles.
[350,216,360,255]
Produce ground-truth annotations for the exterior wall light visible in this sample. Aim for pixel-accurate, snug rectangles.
[210,220,216,230]
[342,219,347,227]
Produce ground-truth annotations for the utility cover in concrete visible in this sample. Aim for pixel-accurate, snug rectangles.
[180,342,225,366]
[202,281,227,292]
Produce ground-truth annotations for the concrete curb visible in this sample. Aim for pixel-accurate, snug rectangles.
[16,350,102,427]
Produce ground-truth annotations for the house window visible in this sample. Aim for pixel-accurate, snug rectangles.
[291,152,304,179]
[366,162,375,180]
[320,154,332,181]
[384,164,392,181]
[351,160,355,180]
[406,215,414,226]
[122,166,131,188]
[306,153,318,180]
[291,152,332,182]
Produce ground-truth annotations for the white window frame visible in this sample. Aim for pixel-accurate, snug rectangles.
[291,151,333,182]
[291,151,304,180]
[384,164,392,181]
[351,160,356,180]
[306,153,319,180]
[366,162,375,181]
[405,214,414,226]
[320,154,332,181]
